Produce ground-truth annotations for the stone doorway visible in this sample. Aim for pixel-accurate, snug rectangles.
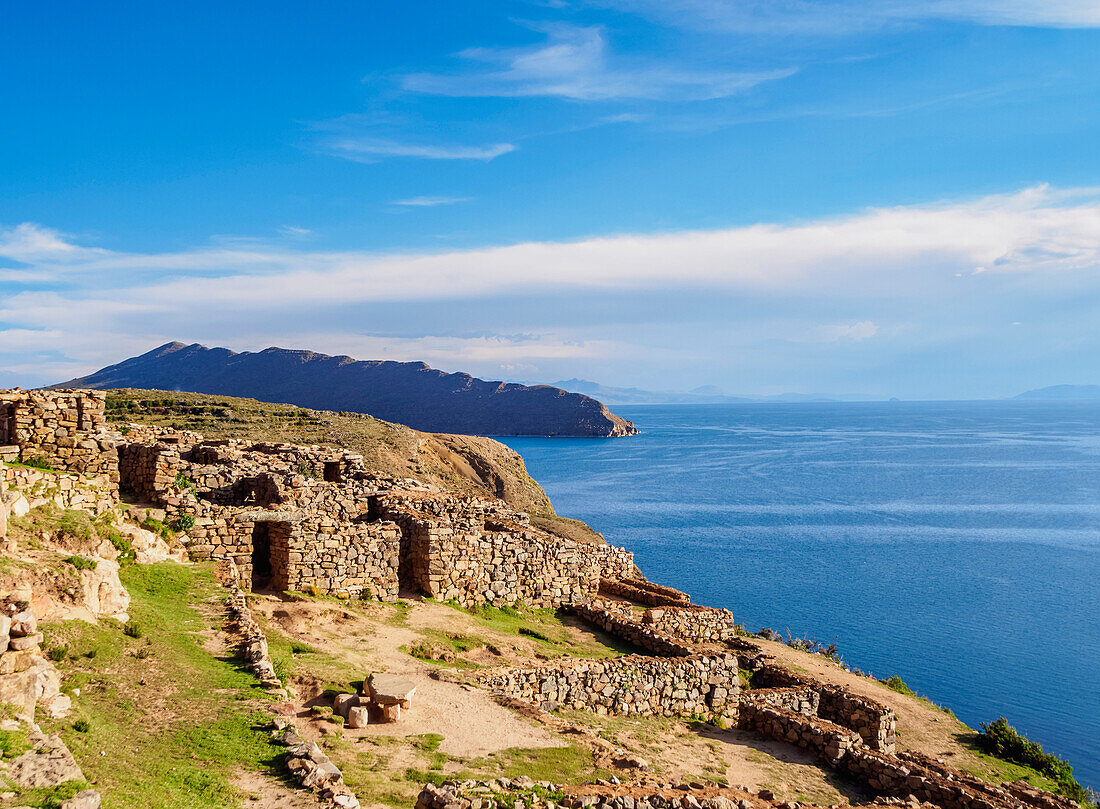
[0,402,14,445]
[251,522,274,590]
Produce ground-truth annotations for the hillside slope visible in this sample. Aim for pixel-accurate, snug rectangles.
[58,342,638,438]
[103,388,603,544]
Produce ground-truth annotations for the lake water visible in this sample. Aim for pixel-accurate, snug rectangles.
[500,401,1100,787]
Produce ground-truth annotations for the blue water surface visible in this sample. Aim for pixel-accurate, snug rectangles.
[499,401,1100,786]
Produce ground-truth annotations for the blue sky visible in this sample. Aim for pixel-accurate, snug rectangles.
[2,1,1100,398]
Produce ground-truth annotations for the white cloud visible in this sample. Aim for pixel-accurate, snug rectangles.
[278,225,312,237]
[820,321,879,341]
[325,137,516,162]
[402,23,795,101]
[4,184,1100,387]
[391,196,473,207]
[604,0,1100,34]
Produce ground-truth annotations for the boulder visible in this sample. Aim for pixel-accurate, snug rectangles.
[9,633,43,651]
[346,705,370,729]
[8,734,84,787]
[60,789,101,809]
[333,693,358,718]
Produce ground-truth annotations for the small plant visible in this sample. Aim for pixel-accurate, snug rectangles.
[330,714,345,726]
[310,705,332,717]
[135,647,152,659]
[296,462,318,479]
[19,456,57,472]
[172,513,195,532]
[83,648,98,659]
[123,621,143,639]
[289,641,317,654]
[173,471,196,492]
[72,719,91,733]
[65,555,98,571]
[48,645,68,662]
[108,530,136,566]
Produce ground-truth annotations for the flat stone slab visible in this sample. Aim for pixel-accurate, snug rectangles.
[366,673,416,706]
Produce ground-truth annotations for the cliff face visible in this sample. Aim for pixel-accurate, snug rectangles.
[56,342,638,438]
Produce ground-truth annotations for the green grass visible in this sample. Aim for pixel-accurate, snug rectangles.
[36,562,290,809]
[446,601,638,659]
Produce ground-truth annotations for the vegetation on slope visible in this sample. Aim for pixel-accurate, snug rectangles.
[977,718,1097,807]
[37,563,289,808]
[104,389,604,543]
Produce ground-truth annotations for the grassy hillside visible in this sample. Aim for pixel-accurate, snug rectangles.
[104,389,603,544]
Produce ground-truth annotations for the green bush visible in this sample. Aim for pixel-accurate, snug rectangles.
[882,675,917,697]
[48,645,68,662]
[123,621,143,639]
[73,719,91,733]
[173,471,196,492]
[978,717,1096,806]
[65,555,98,571]
[19,456,57,472]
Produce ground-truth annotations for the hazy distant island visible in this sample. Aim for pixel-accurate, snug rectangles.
[1014,384,1100,400]
[553,378,886,405]
[54,341,638,438]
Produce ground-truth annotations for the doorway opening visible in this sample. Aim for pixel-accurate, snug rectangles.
[251,522,274,590]
[323,462,341,483]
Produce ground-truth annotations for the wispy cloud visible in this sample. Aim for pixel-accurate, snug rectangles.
[324,137,516,162]
[603,0,1100,35]
[391,196,473,207]
[402,23,795,101]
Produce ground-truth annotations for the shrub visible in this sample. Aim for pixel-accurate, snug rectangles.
[65,555,98,571]
[330,714,345,726]
[123,621,143,639]
[72,719,91,733]
[48,645,68,662]
[978,717,1096,806]
[882,675,917,697]
[57,511,94,543]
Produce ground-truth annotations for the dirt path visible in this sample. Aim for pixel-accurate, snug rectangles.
[254,596,565,757]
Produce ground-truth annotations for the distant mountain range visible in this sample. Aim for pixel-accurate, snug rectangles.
[1014,384,1100,400]
[54,342,638,438]
[552,378,882,405]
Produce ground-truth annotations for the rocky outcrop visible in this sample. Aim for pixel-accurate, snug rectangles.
[57,341,638,437]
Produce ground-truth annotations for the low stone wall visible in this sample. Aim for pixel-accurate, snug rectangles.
[2,465,117,515]
[739,702,863,766]
[600,577,690,607]
[741,686,820,717]
[752,662,896,752]
[642,605,742,646]
[0,390,118,483]
[478,652,739,719]
[566,602,695,657]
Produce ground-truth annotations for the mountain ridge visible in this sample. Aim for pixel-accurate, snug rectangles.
[54,342,638,437]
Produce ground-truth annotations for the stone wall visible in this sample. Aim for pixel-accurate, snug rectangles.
[0,390,118,483]
[753,662,896,752]
[566,602,695,657]
[641,606,742,646]
[273,518,400,601]
[739,701,864,767]
[478,652,739,719]
[2,464,117,515]
[599,577,690,607]
[741,686,820,717]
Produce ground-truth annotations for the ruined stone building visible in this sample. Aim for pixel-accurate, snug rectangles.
[1,389,635,605]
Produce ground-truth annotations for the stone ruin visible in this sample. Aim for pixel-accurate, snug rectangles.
[0,390,1084,809]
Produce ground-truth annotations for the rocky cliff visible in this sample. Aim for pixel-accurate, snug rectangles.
[56,342,638,438]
